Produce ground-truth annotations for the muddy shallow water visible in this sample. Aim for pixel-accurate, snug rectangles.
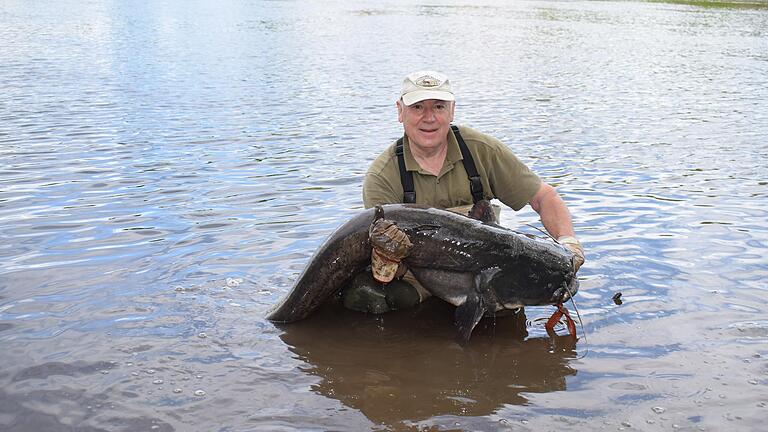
[1,0,767,431]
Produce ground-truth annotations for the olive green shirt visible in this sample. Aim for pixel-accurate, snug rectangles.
[363,125,541,210]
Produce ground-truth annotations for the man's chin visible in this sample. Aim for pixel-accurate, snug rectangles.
[414,133,442,146]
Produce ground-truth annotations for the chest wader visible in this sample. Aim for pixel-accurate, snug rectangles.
[342,126,491,314]
[395,125,484,205]
[390,125,493,307]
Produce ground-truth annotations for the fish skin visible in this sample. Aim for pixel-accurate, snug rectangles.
[266,204,578,339]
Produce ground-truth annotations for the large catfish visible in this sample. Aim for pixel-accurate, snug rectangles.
[267,204,579,340]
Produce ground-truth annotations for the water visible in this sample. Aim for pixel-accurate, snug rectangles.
[1,0,767,430]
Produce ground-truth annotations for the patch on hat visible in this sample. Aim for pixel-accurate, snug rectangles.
[415,75,440,87]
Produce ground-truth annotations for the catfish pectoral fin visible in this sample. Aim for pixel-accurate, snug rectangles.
[454,294,487,342]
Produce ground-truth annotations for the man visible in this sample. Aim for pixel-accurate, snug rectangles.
[342,70,584,313]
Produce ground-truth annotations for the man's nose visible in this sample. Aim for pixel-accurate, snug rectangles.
[423,107,436,121]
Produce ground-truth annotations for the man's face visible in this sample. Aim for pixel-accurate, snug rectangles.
[397,99,455,151]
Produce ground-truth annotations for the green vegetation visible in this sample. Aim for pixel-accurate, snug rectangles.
[646,0,768,9]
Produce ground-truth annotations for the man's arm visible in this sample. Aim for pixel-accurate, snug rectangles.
[528,182,574,238]
[528,182,585,271]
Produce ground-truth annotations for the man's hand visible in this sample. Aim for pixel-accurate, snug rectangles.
[369,218,413,283]
[557,236,585,273]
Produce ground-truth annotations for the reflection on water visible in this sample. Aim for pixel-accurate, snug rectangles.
[1,0,767,430]
[279,300,577,425]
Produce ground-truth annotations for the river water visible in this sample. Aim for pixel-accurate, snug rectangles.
[1,0,767,431]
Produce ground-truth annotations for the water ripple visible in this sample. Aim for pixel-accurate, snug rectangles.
[1,0,767,431]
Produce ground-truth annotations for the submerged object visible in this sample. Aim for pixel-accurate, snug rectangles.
[267,204,579,340]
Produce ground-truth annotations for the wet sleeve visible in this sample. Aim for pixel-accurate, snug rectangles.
[488,146,541,211]
[363,173,401,208]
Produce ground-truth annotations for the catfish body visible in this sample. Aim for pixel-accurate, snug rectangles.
[266,204,578,339]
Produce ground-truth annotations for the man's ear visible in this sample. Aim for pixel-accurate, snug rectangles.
[396,100,404,123]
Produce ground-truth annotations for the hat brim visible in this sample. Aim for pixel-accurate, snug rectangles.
[371,249,399,283]
[401,90,455,106]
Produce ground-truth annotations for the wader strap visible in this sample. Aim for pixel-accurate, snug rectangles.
[395,125,484,204]
[395,138,416,203]
[452,125,484,204]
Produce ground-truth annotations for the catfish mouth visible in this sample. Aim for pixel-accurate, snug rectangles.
[553,277,579,304]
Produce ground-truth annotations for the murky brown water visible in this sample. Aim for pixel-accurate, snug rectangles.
[1,0,767,431]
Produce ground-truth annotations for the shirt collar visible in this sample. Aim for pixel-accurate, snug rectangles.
[402,128,463,173]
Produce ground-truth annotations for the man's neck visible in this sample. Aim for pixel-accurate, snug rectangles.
[410,142,447,176]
